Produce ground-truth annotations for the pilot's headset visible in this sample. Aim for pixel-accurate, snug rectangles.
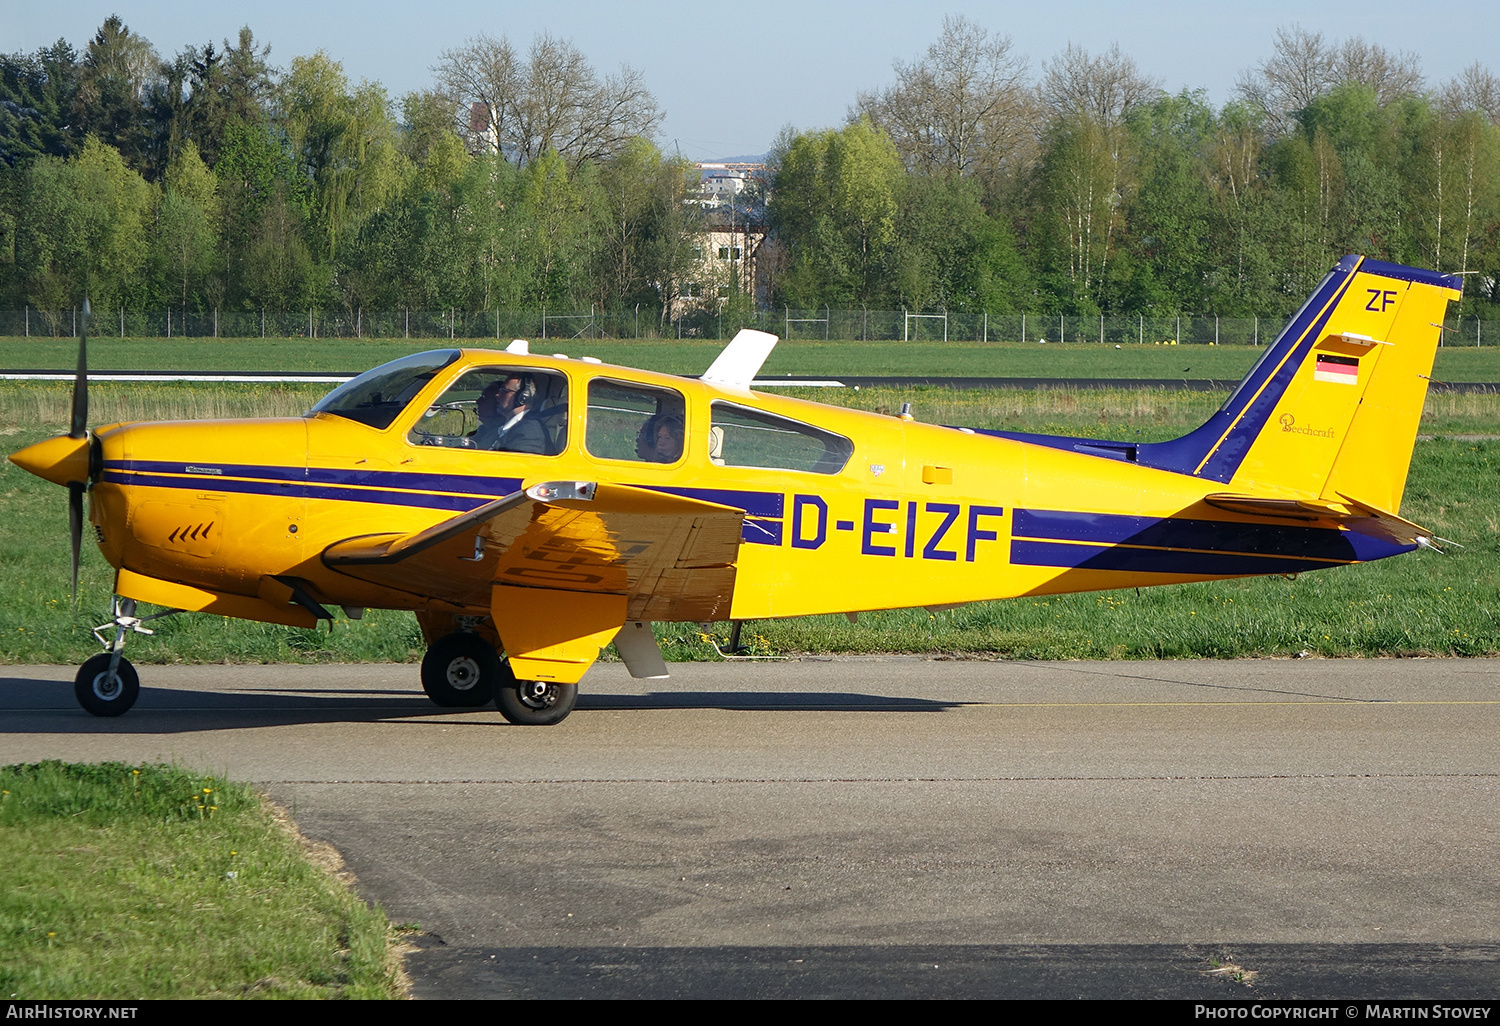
[508,374,538,406]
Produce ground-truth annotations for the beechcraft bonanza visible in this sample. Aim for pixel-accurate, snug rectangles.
[10,256,1462,724]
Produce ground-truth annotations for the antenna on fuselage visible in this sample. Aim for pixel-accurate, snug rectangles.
[701,329,778,390]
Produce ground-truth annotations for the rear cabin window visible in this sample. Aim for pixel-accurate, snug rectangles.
[586,379,687,464]
[709,402,853,474]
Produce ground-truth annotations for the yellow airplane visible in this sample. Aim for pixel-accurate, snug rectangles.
[10,255,1461,724]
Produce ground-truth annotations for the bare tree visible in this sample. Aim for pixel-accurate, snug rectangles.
[1441,61,1500,123]
[1034,43,1159,300]
[1333,36,1423,104]
[1238,25,1423,136]
[1040,42,1160,126]
[436,32,661,169]
[851,16,1036,181]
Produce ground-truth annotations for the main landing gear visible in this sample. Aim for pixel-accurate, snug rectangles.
[421,630,578,725]
[73,597,179,717]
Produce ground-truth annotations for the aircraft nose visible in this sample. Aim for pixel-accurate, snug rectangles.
[9,433,91,487]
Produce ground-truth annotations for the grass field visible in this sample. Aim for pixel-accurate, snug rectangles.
[4,335,1500,381]
[0,761,402,999]
[1,380,1496,664]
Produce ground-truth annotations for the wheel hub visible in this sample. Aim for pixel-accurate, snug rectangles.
[444,656,481,691]
[519,680,556,709]
[92,671,121,700]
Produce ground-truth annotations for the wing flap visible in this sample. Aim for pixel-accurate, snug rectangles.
[321,480,745,616]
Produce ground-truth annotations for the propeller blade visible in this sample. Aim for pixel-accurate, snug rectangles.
[69,298,90,439]
[69,481,85,604]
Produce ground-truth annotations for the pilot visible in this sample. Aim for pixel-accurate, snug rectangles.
[636,412,684,463]
[473,374,549,453]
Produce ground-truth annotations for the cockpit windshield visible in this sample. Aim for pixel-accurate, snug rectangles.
[307,350,461,429]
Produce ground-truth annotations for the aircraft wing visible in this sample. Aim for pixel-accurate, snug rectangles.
[322,481,743,620]
[1204,492,1433,547]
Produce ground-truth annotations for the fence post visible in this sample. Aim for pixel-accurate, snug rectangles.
[24,305,28,338]
[167,309,171,338]
[1021,312,1025,343]
[357,307,361,339]
[1215,315,1219,345]
[1059,313,1063,344]
[1254,315,1258,346]
[215,308,219,338]
[261,308,265,339]
[73,307,76,335]
[634,303,639,339]
[496,309,500,340]
[903,307,908,342]
[542,305,547,340]
[450,307,454,340]
[404,308,409,340]
[824,306,830,341]
[1139,313,1143,345]
[785,305,789,339]
[1175,314,1180,344]
[862,305,868,342]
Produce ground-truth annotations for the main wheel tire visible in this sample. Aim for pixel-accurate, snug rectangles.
[496,678,577,726]
[421,632,505,707]
[74,654,139,717]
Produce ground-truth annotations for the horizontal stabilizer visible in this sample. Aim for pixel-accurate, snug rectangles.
[1205,492,1432,547]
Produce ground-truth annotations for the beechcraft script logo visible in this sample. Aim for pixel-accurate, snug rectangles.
[1280,413,1335,439]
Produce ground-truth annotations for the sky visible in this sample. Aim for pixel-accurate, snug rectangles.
[7,0,1500,160]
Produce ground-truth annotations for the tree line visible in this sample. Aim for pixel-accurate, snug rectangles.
[2,16,1499,324]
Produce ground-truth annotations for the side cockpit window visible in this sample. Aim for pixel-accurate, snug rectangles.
[408,368,568,455]
[586,379,686,464]
[309,350,460,430]
[709,402,853,474]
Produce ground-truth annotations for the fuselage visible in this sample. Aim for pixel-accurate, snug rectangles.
[82,347,1406,623]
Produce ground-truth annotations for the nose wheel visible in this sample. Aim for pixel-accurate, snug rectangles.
[74,652,139,716]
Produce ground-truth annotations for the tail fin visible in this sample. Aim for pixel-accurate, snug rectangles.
[1132,256,1461,510]
[975,256,1461,512]
[1175,256,1461,508]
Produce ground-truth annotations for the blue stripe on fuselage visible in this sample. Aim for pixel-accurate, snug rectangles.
[1010,540,1361,576]
[1011,506,1412,573]
[101,461,788,541]
[110,459,524,497]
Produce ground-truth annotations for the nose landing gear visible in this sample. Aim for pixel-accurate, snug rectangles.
[74,597,180,716]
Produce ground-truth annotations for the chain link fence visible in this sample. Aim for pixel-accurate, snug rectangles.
[0,305,1494,346]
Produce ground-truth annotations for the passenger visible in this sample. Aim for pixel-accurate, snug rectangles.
[636,412,684,463]
[473,375,548,454]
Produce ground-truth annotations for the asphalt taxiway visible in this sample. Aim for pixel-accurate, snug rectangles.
[4,657,1498,999]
